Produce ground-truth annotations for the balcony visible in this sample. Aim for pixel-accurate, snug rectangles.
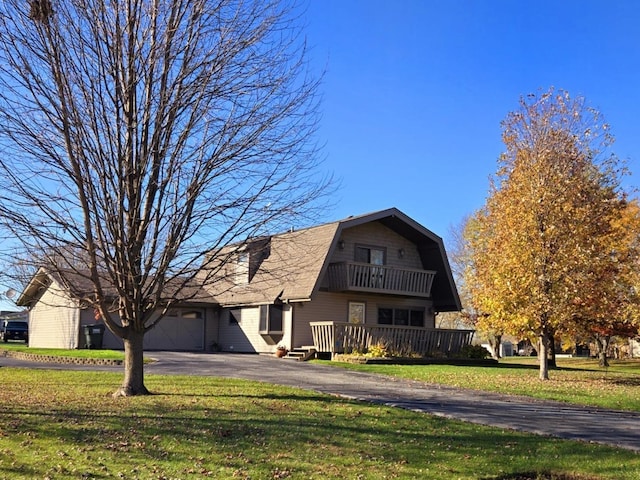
[310,321,475,358]
[326,262,436,297]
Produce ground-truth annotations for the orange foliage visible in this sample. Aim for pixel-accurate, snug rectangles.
[464,88,639,378]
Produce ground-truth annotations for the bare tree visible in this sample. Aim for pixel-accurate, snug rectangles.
[0,0,329,396]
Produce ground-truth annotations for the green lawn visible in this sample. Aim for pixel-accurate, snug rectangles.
[0,368,637,479]
[316,356,640,412]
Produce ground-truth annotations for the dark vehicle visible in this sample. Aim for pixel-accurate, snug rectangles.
[0,320,28,343]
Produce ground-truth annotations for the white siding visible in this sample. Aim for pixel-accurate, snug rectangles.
[218,304,292,353]
[29,283,80,349]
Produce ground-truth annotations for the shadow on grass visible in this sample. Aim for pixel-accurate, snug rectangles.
[0,386,636,480]
[481,472,603,480]
[609,377,640,387]
[496,361,616,374]
[149,390,342,404]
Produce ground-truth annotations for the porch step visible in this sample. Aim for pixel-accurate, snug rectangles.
[284,346,317,361]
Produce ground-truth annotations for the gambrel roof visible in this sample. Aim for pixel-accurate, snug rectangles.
[17,208,462,312]
[205,208,462,311]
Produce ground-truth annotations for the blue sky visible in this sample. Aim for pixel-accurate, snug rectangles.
[3,1,639,312]
[304,0,640,243]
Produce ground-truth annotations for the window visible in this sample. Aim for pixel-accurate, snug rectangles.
[259,304,283,334]
[410,310,424,327]
[166,308,203,319]
[394,309,409,326]
[355,245,385,265]
[355,245,386,288]
[234,252,249,285]
[378,308,393,325]
[378,307,424,327]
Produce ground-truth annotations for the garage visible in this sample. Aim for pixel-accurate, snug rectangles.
[143,308,205,351]
[92,308,207,351]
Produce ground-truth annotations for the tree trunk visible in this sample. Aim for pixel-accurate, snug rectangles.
[113,330,150,397]
[596,335,610,368]
[548,333,557,368]
[538,332,550,380]
[487,334,502,360]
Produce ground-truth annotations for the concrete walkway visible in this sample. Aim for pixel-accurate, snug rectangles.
[2,351,639,452]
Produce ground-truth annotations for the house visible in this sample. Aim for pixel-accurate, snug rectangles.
[17,208,471,356]
[0,310,28,324]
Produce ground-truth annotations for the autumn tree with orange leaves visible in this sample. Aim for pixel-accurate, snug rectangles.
[567,200,640,367]
[449,214,502,359]
[466,88,638,380]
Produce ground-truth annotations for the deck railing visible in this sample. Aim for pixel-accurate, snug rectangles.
[310,321,475,358]
[326,262,436,297]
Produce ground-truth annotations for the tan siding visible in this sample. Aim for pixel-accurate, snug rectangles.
[292,291,434,348]
[322,221,424,289]
[203,307,220,351]
[29,283,79,349]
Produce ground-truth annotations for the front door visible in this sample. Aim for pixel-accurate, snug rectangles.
[348,301,365,324]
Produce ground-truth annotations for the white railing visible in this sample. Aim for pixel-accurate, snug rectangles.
[310,321,474,357]
[327,262,436,297]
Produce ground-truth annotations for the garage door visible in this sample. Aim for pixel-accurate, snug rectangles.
[144,309,205,351]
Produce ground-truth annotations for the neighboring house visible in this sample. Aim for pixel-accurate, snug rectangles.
[17,268,213,351]
[17,208,470,356]
[0,310,28,324]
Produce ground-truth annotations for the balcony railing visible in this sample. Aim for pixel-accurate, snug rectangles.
[310,321,475,358]
[326,262,436,297]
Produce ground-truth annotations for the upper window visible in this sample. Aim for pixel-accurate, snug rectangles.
[165,308,204,320]
[234,252,249,285]
[355,245,385,265]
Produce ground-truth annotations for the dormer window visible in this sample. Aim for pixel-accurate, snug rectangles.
[234,251,249,285]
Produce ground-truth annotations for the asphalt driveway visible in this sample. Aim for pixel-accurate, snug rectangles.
[2,351,639,452]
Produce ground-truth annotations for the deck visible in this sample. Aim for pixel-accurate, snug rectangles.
[326,262,436,297]
[310,321,475,358]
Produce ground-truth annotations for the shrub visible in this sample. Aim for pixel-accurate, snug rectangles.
[457,344,491,359]
[366,342,390,358]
